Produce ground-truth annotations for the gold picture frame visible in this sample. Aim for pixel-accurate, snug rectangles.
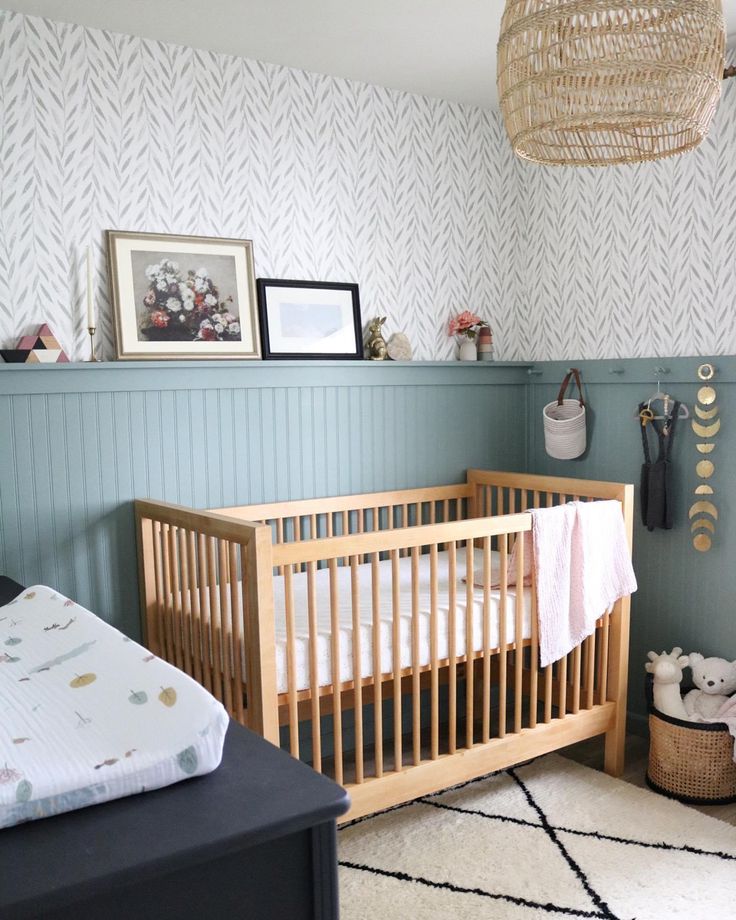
[107,231,261,360]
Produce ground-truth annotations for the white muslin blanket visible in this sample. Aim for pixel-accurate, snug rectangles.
[516,500,637,668]
[0,585,229,829]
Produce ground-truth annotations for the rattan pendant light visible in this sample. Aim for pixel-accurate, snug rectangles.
[497,0,726,166]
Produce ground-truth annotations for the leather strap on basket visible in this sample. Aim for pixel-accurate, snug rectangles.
[556,368,585,407]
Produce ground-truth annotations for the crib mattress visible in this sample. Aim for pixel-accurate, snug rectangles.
[0,585,229,830]
[273,548,532,694]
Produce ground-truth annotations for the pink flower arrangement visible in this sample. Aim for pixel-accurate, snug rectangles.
[448,311,486,340]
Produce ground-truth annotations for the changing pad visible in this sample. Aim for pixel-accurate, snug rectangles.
[0,585,228,829]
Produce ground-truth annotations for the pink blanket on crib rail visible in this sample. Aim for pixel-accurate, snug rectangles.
[515,500,637,668]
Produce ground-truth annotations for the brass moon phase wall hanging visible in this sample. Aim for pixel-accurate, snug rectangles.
[691,518,715,533]
[690,518,716,533]
[696,460,715,478]
[689,501,718,520]
[693,364,719,552]
[693,533,712,552]
[692,418,721,438]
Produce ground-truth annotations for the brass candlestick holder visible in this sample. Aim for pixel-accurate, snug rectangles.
[87,325,98,362]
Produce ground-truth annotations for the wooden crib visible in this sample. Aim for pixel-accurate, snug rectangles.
[135,470,634,823]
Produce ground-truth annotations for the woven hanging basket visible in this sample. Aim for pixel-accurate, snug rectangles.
[497,0,726,166]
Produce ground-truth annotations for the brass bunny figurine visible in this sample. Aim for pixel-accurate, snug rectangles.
[367,316,388,361]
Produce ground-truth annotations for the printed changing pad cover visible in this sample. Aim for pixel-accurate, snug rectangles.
[0,585,228,829]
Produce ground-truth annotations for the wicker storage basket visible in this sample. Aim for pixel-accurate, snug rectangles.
[645,676,736,805]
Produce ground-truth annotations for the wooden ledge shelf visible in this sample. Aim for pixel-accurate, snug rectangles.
[0,360,533,395]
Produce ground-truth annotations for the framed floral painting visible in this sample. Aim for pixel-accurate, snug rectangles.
[107,231,260,360]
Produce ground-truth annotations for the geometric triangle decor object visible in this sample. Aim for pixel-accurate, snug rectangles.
[0,323,70,363]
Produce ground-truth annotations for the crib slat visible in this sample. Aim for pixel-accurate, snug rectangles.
[558,654,568,717]
[430,544,439,760]
[585,631,596,709]
[411,546,421,765]
[276,518,284,575]
[358,509,365,563]
[186,530,202,687]
[178,529,193,679]
[529,549,539,728]
[599,612,610,704]
[310,513,318,541]
[482,536,491,744]
[350,555,364,783]
[498,533,508,738]
[168,525,183,672]
[571,644,581,715]
[229,542,245,724]
[514,530,524,733]
[342,510,349,565]
[448,540,457,755]
[160,523,174,666]
[371,552,383,778]
[328,558,343,785]
[544,664,553,723]
[196,532,212,694]
[391,549,402,772]
[284,562,299,757]
[151,520,164,657]
[218,540,234,715]
[465,532,475,748]
[206,536,224,706]
[306,561,321,773]
[400,504,409,557]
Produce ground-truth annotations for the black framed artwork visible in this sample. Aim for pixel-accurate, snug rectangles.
[256,279,362,360]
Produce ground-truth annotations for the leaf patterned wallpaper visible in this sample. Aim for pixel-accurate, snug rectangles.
[509,77,736,361]
[0,9,521,362]
[1,8,735,363]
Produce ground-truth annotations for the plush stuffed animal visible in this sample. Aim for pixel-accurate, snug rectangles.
[683,653,736,721]
[645,648,690,720]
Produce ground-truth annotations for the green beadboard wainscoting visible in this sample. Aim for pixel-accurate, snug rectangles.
[0,361,530,639]
[1,356,732,727]
[525,357,735,725]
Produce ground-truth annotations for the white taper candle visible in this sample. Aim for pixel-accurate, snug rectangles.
[86,247,94,328]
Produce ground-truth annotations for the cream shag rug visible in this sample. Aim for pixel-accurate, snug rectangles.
[339,753,736,920]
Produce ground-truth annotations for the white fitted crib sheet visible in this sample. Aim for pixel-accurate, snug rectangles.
[272,548,532,694]
[0,585,228,830]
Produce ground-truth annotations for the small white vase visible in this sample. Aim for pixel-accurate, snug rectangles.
[458,337,477,361]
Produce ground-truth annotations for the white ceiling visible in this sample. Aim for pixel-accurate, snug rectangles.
[5,0,736,109]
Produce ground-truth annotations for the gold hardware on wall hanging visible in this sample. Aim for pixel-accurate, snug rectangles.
[691,518,715,533]
[691,418,721,438]
[691,364,720,551]
[689,500,718,520]
[696,459,715,478]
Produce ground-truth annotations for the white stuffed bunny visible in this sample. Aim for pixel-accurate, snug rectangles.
[683,653,736,721]
[645,648,690,720]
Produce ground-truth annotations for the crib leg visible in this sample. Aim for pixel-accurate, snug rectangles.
[603,718,626,777]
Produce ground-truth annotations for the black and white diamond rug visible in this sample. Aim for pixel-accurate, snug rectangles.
[339,753,736,919]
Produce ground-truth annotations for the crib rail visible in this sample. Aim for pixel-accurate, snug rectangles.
[211,483,473,570]
[135,500,279,743]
